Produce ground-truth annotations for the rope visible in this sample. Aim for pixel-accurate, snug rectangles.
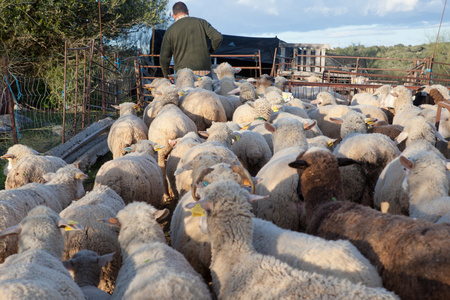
[4,73,22,139]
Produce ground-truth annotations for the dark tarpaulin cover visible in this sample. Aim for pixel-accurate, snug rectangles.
[150,29,281,65]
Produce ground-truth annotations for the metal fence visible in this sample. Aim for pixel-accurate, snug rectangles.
[0,41,139,155]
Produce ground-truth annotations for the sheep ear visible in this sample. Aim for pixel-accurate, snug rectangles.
[233,132,242,143]
[395,131,408,144]
[58,219,84,231]
[62,259,75,271]
[247,194,269,203]
[446,160,450,171]
[1,153,14,159]
[265,122,276,133]
[337,157,361,166]
[154,209,170,222]
[233,67,242,74]
[330,117,343,125]
[98,252,115,267]
[100,217,121,228]
[252,176,263,184]
[0,224,22,239]
[186,199,212,212]
[304,120,316,131]
[75,171,88,180]
[111,105,120,110]
[43,172,56,182]
[435,131,448,142]
[288,160,309,170]
[155,91,163,96]
[399,155,414,170]
[365,118,378,125]
[227,87,240,95]
[198,131,209,138]
[168,138,181,148]
[174,161,194,176]
[246,101,255,108]
[310,99,322,105]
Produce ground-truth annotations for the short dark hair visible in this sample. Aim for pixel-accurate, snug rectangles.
[173,2,188,15]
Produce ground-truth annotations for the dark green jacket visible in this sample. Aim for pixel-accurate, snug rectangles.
[160,16,223,78]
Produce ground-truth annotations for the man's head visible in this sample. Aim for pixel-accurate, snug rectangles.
[173,2,189,19]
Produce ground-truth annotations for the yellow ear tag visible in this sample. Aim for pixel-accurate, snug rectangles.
[234,134,241,142]
[242,125,249,130]
[65,227,74,231]
[243,178,251,187]
[154,145,164,152]
[67,220,79,225]
[272,105,279,112]
[197,77,202,81]
[328,142,334,147]
[179,90,186,97]
[191,203,205,217]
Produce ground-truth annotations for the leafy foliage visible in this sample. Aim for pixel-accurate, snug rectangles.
[0,0,170,70]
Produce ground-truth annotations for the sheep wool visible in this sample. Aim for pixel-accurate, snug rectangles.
[94,140,164,207]
[189,180,397,300]
[60,185,126,294]
[110,202,212,300]
[0,164,87,263]
[1,144,39,175]
[289,148,450,300]
[108,102,148,159]
[0,206,85,300]
[63,249,114,300]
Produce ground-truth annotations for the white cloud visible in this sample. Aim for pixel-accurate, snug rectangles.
[364,0,419,16]
[235,0,280,16]
[304,6,348,16]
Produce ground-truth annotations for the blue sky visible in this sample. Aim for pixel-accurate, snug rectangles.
[165,0,450,48]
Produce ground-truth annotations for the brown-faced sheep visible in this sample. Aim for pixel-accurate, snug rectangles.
[289,148,450,300]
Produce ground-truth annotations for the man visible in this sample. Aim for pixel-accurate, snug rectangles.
[159,1,223,78]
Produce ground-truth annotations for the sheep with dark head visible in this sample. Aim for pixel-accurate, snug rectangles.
[289,148,450,300]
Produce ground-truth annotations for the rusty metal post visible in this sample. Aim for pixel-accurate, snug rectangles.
[3,57,18,144]
[62,41,68,144]
[82,48,87,129]
[87,40,95,125]
[135,51,142,107]
[115,52,119,108]
[74,49,79,135]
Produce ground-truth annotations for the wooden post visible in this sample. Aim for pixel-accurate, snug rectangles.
[258,50,262,77]
[306,48,312,72]
[270,47,277,77]
[74,49,79,135]
[3,57,18,144]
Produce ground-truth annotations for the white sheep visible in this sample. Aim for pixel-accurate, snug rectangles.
[228,81,257,107]
[0,206,85,299]
[230,129,272,176]
[1,143,39,175]
[143,84,180,128]
[103,202,212,300]
[186,180,397,299]
[400,151,450,223]
[2,144,67,189]
[63,249,115,300]
[166,132,204,199]
[373,84,393,108]
[0,164,87,263]
[386,85,422,126]
[94,140,164,207]
[179,89,227,131]
[374,139,444,215]
[232,101,255,124]
[351,92,380,106]
[175,68,198,90]
[60,185,126,294]
[255,74,274,95]
[212,62,241,80]
[253,118,315,231]
[108,102,148,159]
[395,115,447,147]
[307,104,353,139]
[147,102,198,196]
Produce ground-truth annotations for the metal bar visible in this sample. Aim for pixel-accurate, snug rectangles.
[74,49,78,135]
[82,48,87,129]
[3,57,18,144]
[62,41,67,144]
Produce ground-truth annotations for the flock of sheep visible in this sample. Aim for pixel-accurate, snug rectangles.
[0,61,449,299]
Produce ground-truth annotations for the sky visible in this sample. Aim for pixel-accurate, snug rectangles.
[165,0,450,48]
